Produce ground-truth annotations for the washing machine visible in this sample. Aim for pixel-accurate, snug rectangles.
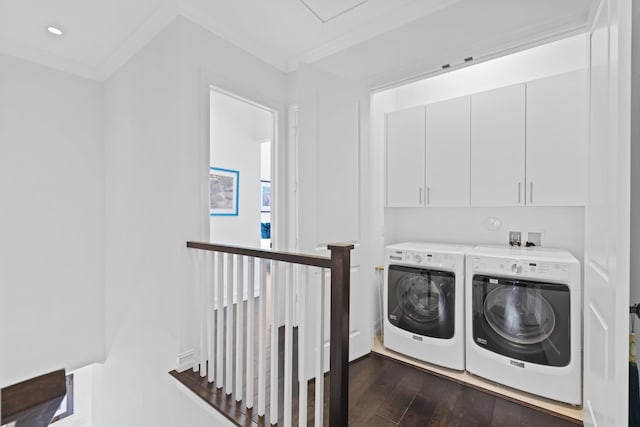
[465,245,581,405]
[384,242,472,370]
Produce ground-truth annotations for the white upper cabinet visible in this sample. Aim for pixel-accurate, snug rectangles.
[526,70,588,206]
[425,96,470,206]
[470,84,526,206]
[385,72,587,209]
[386,106,426,207]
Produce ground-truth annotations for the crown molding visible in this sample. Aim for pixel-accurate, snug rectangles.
[284,0,459,72]
[0,0,457,81]
[0,0,596,83]
[0,38,103,81]
[0,2,179,82]
[175,3,288,72]
[98,2,180,80]
[369,22,590,91]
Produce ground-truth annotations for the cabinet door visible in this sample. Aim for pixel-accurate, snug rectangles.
[470,84,526,206]
[386,106,425,207]
[425,96,470,206]
[526,70,588,206]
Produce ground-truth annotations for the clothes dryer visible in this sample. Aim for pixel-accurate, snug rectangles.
[465,245,581,405]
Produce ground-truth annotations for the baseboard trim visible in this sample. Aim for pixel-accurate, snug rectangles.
[176,350,196,373]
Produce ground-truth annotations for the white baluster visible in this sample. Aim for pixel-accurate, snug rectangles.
[199,249,206,378]
[190,248,199,373]
[298,266,308,427]
[258,259,267,416]
[235,255,244,402]
[207,251,215,383]
[284,263,294,427]
[314,268,326,427]
[226,253,234,395]
[270,261,279,425]
[246,257,256,409]
[216,252,224,388]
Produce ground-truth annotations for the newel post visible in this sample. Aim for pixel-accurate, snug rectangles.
[328,243,354,427]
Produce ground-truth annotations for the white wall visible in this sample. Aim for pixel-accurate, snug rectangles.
[98,16,286,427]
[393,33,589,109]
[370,90,397,265]
[386,207,584,259]
[54,364,97,427]
[177,15,287,355]
[0,54,105,387]
[209,90,273,247]
[101,20,208,427]
[373,34,589,263]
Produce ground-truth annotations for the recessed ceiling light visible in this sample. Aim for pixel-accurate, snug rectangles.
[47,26,63,36]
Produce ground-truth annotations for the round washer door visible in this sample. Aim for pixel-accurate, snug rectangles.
[483,286,556,345]
[387,265,455,339]
[396,273,444,323]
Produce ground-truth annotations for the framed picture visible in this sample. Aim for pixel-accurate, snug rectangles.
[210,167,239,216]
[51,374,74,423]
[260,180,271,212]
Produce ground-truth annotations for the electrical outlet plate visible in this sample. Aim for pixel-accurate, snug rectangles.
[527,232,542,246]
[509,231,522,246]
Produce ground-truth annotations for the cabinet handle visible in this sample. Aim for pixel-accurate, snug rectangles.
[518,182,521,204]
[419,187,423,204]
[427,187,430,205]
[530,182,533,204]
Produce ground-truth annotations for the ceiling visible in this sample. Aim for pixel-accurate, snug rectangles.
[0,0,596,82]
[316,0,596,88]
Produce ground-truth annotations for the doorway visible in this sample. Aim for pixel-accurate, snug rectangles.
[209,88,276,250]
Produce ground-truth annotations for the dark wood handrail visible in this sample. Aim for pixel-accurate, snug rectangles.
[186,241,332,268]
[186,240,353,427]
[1,369,67,427]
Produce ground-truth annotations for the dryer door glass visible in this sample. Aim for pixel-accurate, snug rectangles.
[387,265,455,339]
[484,287,556,345]
[471,275,571,367]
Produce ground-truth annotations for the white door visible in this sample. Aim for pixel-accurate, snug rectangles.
[470,84,526,207]
[425,96,470,206]
[385,106,426,207]
[296,64,372,377]
[583,0,632,425]
[526,70,588,206]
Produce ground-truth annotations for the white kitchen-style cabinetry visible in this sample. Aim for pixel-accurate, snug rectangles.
[425,96,470,206]
[385,71,587,208]
[385,106,425,207]
[526,70,588,206]
[470,84,526,207]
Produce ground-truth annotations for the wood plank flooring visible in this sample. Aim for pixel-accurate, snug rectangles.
[171,298,581,426]
[171,346,581,426]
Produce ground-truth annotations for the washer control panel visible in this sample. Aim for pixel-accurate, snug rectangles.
[471,256,571,281]
[405,250,457,269]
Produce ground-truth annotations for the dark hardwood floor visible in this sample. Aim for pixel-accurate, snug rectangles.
[171,298,581,427]
[172,351,580,426]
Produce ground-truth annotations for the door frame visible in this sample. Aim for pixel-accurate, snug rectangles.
[200,75,282,250]
[582,0,632,424]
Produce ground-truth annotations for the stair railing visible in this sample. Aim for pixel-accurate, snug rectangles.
[185,241,353,427]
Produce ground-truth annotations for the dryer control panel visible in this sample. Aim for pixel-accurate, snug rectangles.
[471,256,571,282]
